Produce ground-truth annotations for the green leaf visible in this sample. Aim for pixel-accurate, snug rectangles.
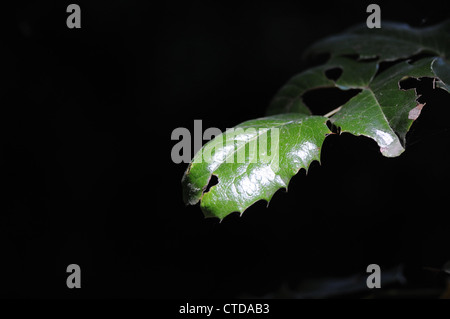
[267,57,378,115]
[432,57,450,91]
[305,21,450,61]
[269,22,450,156]
[182,21,450,219]
[182,114,330,219]
[331,57,439,157]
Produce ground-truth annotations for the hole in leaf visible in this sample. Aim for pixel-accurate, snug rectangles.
[204,174,219,193]
[399,77,421,90]
[374,52,436,78]
[375,60,402,77]
[326,119,339,133]
[324,67,343,81]
[302,88,361,116]
[407,52,436,64]
[399,77,436,104]
[414,77,438,99]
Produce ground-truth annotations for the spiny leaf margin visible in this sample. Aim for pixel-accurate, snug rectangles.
[182,114,330,219]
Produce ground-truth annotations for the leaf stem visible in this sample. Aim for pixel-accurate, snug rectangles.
[324,106,342,118]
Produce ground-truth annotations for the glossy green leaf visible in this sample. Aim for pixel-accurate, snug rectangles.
[331,57,440,157]
[182,114,330,219]
[182,21,450,219]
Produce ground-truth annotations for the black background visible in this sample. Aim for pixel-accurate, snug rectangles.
[3,0,450,298]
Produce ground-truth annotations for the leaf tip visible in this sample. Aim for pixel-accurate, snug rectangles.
[380,139,405,158]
